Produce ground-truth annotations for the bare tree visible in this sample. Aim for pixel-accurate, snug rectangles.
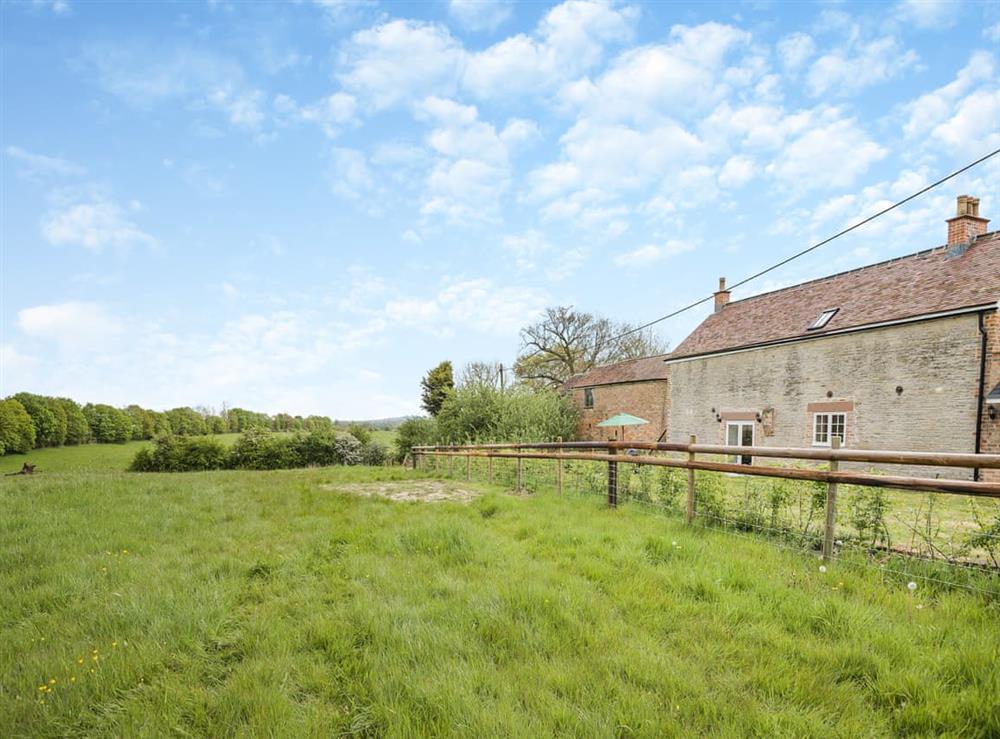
[514,306,668,389]
[458,361,504,390]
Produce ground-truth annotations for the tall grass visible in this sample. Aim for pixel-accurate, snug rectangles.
[2,466,999,736]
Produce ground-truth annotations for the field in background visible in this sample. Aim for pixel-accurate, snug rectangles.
[3,466,999,736]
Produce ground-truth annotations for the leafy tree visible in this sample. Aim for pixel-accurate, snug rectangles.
[347,423,372,445]
[206,415,228,434]
[514,306,668,389]
[0,398,36,454]
[420,361,454,416]
[394,417,437,462]
[227,408,271,432]
[55,397,90,444]
[164,407,208,436]
[305,415,334,432]
[125,405,158,440]
[12,393,66,447]
[83,403,132,443]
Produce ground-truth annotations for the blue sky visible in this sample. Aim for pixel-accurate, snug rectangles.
[1,0,998,419]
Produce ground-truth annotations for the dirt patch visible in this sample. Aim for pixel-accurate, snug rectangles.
[323,480,481,504]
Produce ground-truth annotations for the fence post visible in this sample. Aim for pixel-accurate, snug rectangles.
[516,455,524,492]
[448,445,454,477]
[412,450,419,471]
[556,436,563,495]
[608,444,618,508]
[466,452,471,481]
[686,434,697,524]
[823,436,840,562]
[488,454,494,484]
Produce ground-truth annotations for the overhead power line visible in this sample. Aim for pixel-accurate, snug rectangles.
[511,146,1000,375]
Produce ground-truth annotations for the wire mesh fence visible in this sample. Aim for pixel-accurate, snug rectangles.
[414,445,1000,598]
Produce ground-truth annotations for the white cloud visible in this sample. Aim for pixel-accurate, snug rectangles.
[5,146,85,178]
[328,147,377,201]
[80,43,274,135]
[31,0,70,14]
[17,302,124,349]
[718,155,756,187]
[613,240,695,267]
[903,51,999,156]
[557,22,753,122]
[777,32,815,71]
[463,0,639,99]
[338,20,464,110]
[41,196,156,251]
[448,0,513,32]
[277,91,358,137]
[807,35,919,97]
[986,23,1000,42]
[221,282,239,298]
[385,279,547,335]
[503,230,551,270]
[896,0,957,29]
[765,113,886,191]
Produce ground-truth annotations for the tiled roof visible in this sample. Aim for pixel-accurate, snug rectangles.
[670,231,1000,360]
[564,354,671,389]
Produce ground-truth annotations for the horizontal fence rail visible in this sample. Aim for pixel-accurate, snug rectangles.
[412,440,1000,582]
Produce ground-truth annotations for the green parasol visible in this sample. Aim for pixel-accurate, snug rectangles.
[596,412,649,442]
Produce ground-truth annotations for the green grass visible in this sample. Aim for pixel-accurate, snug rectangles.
[3,465,999,737]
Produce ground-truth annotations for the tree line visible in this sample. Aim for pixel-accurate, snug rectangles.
[0,392,339,456]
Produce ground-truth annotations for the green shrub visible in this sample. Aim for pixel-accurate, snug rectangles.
[334,435,363,466]
[130,435,228,472]
[435,385,578,445]
[360,441,388,466]
[395,417,437,462]
[292,431,339,467]
[228,429,296,470]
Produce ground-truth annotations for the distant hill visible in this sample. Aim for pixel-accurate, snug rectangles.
[333,416,416,430]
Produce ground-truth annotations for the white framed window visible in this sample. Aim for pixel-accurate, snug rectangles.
[584,388,594,409]
[813,412,846,446]
[726,421,754,465]
[808,308,838,330]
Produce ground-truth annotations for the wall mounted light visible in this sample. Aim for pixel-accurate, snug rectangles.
[990,405,998,421]
[826,390,833,398]
[755,412,762,423]
[896,385,904,395]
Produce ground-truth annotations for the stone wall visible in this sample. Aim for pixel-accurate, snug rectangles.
[980,309,1000,481]
[667,314,985,479]
[570,378,670,442]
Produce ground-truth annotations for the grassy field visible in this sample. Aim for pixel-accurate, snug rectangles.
[3,463,999,736]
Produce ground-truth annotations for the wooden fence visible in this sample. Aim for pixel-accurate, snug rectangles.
[412,439,1000,562]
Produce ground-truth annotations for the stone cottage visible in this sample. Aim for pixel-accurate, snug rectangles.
[567,195,1000,479]
[668,195,999,479]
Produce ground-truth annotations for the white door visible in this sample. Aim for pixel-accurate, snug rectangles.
[726,421,754,465]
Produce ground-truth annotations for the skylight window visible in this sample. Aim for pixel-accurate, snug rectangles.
[808,308,838,330]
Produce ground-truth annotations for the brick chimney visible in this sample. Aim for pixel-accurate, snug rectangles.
[714,277,730,313]
[947,195,989,246]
